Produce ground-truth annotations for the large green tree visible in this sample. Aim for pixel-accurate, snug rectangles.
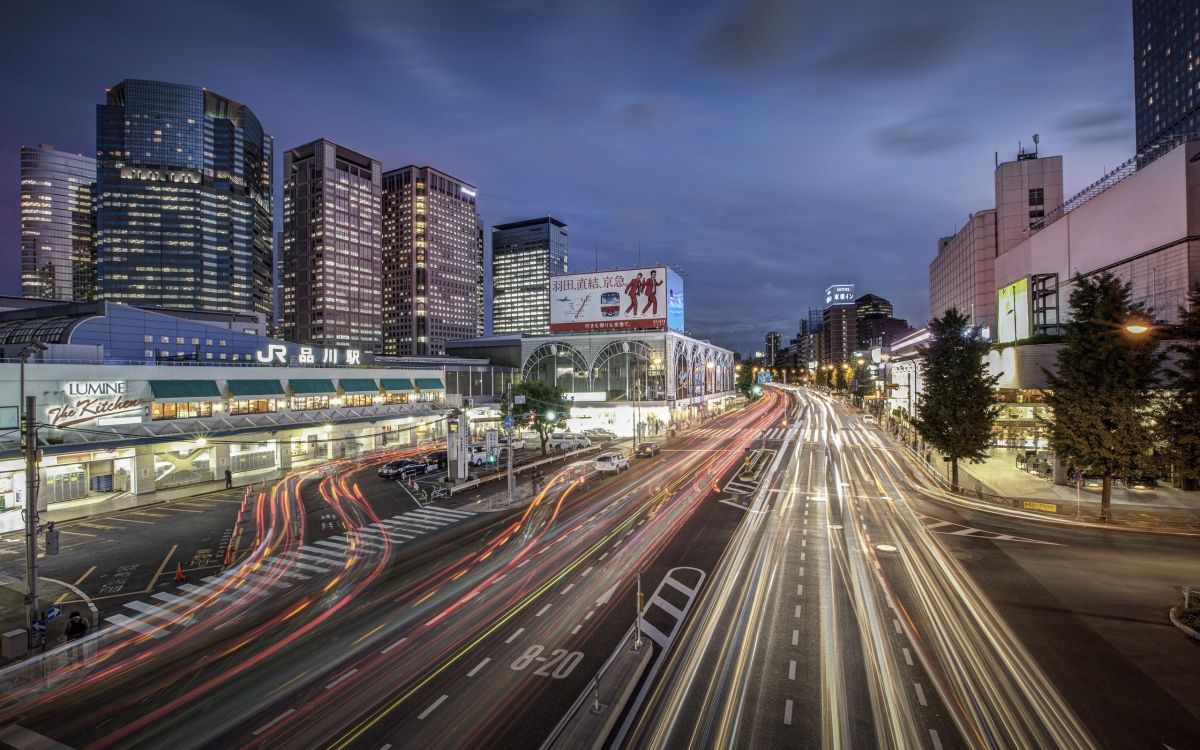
[912,308,1000,492]
[501,379,571,455]
[1043,272,1161,521]
[1159,283,1200,490]
[736,364,756,398]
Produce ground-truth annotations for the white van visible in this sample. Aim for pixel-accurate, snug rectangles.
[466,444,490,466]
[550,432,591,451]
[595,451,629,473]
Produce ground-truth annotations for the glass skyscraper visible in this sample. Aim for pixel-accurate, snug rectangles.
[381,166,480,356]
[281,139,382,351]
[95,80,274,316]
[490,217,568,335]
[1134,0,1200,152]
[20,145,97,301]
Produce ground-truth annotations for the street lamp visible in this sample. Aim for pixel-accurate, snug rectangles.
[1125,319,1200,336]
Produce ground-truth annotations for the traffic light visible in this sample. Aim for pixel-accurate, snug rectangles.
[487,453,497,464]
[45,524,60,555]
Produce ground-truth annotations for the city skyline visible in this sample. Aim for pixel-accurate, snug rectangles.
[0,0,1138,353]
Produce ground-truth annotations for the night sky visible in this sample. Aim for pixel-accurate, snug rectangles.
[0,0,1135,355]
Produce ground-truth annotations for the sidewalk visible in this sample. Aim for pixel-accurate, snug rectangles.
[917,446,1200,531]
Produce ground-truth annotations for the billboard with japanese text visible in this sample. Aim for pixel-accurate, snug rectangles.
[550,266,685,333]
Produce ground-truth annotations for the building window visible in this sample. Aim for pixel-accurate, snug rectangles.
[382,392,409,405]
[151,401,214,420]
[1028,187,1044,206]
[290,395,330,411]
[229,398,277,415]
[342,393,373,407]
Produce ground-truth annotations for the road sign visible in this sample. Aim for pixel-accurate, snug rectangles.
[514,395,526,405]
[485,429,499,455]
[503,415,514,429]
[45,605,62,622]
[31,620,46,634]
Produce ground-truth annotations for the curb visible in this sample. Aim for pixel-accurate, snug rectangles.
[1168,607,1200,641]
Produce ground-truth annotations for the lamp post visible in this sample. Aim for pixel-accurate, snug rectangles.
[1125,320,1200,337]
[19,339,47,651]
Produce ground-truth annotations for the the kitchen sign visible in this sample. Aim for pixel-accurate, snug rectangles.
[46,381,143,428]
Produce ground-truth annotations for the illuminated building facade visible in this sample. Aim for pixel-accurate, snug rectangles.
[491,216,568,335]
[20,145,96,301]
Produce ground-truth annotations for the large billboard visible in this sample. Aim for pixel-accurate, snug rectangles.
[550,266,685,333]
[997,277,1030,343]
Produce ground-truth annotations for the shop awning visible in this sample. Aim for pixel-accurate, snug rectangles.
[339,378,379,393]
[415,377,445,390]
[227,379,285,397]
[380,378,414,392]
[149,380,221,401]
[289,378,337,395]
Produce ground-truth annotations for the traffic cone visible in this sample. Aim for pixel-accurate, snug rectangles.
[224,545,233,566]
[174,562,185,582]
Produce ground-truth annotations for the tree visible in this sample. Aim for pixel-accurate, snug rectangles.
[501,379,571,455]
[912,308,1000,492]
[736,365,755,398]
[1042,272,1161,522]
[1159,283,1200,490]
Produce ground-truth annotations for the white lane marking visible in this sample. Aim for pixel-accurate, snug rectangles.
[562,583,575,595]
[381,637,407,654]
[572,624,582,634]
[585,610,595,620]
[799,567,805,577]
[893,619,902,634]
[536,603,552,617]
[794,604,802,618]
[106,613,166,638]
[599,552,609,561]
[581,566,594,578]
[326,668,359,690]
[797,584,804,596]
[253,708,296,736]
[418,694,449,720]
[784,699,794,725]
[791,630,799,646]
[800,552,806,562]
[802,539,806,547]
[467,657,491,677]
[788,660,796,680]
[595,582,619,606]
[914,682,927,706]
[506,627,525,644]
[903,647,913,666]
[930,729,944,750]
[517,559,530,568]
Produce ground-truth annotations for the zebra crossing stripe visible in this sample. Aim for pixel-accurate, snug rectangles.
[301,544,351,559]
[274,555,330,574]
[106,613,166,638]
[231,571,293,589]
[408,509,455,523]
[291,551,340,568]
[425,506,474,518]
[256,559,313,580]
[124,600,178,621]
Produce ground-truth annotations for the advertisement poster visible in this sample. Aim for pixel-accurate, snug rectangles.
[550,266,685,333]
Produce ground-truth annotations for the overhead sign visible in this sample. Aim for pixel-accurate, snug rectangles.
[47,381,142,429]
[255,345,361,366]
[550,266,685,333]
[825,284,855,306]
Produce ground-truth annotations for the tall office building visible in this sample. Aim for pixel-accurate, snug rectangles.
[855,293,910,348]
[20,145,97,301]
[822,284,857,365]
[1134,0,1200,152]
[476,217,486,337]
[764,331,781,366]
[281,140,382,350]
[95,80,273,316]
[491,217,568,335]
[381,166,480,356]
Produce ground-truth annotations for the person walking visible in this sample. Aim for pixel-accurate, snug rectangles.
[224,467,233,489]
[64,612,88,641]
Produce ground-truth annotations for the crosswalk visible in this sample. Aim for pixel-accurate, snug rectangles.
[917,515,1061,546]
[103,505,476,638]
[690,426,789,441]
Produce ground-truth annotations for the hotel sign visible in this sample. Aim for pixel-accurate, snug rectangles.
[47,381,142,428]
[120,167,202,184]
[825,284,855,306]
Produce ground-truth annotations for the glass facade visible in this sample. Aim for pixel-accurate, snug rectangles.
[281,140,382,350]
[20,145,97,301]
[1134,0,1200,151]
[95,80,274,316]
[491,217,568,335]
[381,166,480,356]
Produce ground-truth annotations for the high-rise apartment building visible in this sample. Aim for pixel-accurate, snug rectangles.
[476,218,486,337]
[95,80,274,316]
[491,217,568,335]
[764,331,781,365]
[381,166,480,356]
[1134,0,1200,152]
[822,284,857,365]
[20,145,97,301]
[281,140,382,350]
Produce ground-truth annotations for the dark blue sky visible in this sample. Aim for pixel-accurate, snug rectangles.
[0,0,1135,354]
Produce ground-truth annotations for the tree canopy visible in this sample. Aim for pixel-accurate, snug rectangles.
[501,379,571,455]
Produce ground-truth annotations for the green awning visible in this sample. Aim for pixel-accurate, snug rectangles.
[415,377,445,390]
[380,378,414,392]
[149,380,221,401]
[289,378,337,395]
[227,379,285,397]
[339,378,379,393]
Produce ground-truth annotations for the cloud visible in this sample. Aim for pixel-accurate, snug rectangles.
[808,19,960,78]
[1055,101,1132,145]
[694,0,802,71]
[873,110,970,155]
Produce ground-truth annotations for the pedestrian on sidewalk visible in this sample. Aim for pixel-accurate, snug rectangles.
[224,467,233,489]
[63,612,88,641]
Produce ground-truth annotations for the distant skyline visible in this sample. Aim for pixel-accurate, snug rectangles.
[0,0,1136,354]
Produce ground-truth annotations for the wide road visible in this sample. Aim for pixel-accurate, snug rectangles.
[0,391,787,749]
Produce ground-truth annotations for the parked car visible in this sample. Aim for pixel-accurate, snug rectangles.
[499,436,527,450]
[379,457,434,479]
[595,451,629,473]
[550,432,591,451]
[635,442,660,458]
[397,460,436,479]
[378,460,409,479]
[426,450,447,469]
[584,428,618,442]
[862,414,878,425]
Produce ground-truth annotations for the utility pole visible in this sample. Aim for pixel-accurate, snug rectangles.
[633,571,644,650]
[506,387,521,507]
[23,395,41,650]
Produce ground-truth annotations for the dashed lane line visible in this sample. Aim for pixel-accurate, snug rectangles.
[418,695,449,720]
[467,658,491,677]
[253,708,296,736]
